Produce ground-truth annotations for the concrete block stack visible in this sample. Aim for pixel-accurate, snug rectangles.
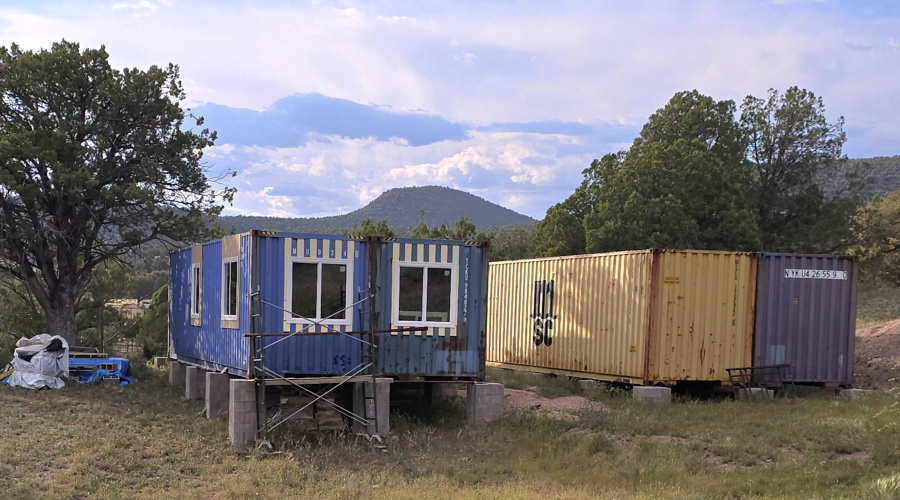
[352,378,391,436]
[466,382,504,424]
[168,360,185,387]
[205,372,230,420]
[735,388,775,401]
[633,386,671,404]
[839,388,874,400]
[184,366,205,400]
[228,379,258,451]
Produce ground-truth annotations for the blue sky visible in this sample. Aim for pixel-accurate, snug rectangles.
[1,1,898,218]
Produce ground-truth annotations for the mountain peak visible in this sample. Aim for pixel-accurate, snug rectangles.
[218,186,535,234]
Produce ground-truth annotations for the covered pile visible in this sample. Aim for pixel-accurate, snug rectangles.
[1,334,69,389]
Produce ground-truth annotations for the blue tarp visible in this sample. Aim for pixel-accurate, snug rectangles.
[69,357,133,386]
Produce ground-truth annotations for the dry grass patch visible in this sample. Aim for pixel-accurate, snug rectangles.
[1,363,899,499]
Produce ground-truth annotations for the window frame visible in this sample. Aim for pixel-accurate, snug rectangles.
[392,261,458,328]
[286,256,353,326]
[221,257,239,321]
[190,263,202,319]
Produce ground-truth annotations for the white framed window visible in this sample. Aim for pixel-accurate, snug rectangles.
[286,258,352,325]
[190,263,202,318]
[392,262,457,327]
[222,258,239,320]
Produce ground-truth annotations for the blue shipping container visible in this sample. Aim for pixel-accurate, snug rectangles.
[169,231,488,380]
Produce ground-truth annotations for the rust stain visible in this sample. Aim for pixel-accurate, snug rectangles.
[439,336,468,351]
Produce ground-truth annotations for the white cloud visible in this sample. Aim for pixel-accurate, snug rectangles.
[216,129,599,218]
[231,186,296,217]
[2,1,899,216]
[111,1,159,11]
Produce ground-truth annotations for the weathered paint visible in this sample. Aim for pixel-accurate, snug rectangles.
[169,234,252,376]
[376,238,488,378]
[255,233,368,376]
[486,249,757,384]
[487,251,652,383]
[646,250,756,383]
[754,253,857,386]
[169,232,487,380]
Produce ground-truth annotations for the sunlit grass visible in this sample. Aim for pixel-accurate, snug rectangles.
[857,284,900,328]
[2,362,899,499]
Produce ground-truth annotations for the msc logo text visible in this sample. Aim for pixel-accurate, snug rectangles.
[531,279,556,347]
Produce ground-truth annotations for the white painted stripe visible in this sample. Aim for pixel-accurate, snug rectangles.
[429,244,437,263]
[393,242,400,262]
[323,239,331,259]
[406,243,414,262]
[452,246,460,265]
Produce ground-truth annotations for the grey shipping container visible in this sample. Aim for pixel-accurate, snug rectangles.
[754,253,858,387]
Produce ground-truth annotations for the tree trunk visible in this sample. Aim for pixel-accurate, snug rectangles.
[43,292,78,345]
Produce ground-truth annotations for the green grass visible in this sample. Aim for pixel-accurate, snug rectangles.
[857,284,900,328]
[3,362,900,499]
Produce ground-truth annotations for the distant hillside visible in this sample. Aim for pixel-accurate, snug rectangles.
[218,186,536,235]
[847,156,900,197]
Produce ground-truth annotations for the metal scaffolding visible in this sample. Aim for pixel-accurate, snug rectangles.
[245,283,425,447]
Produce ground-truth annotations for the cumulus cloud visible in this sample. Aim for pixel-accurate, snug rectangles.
[212,127,614,219]
[1,0,899,216]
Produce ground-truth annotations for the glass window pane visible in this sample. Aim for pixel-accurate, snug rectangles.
[426,268,452,322]
[228,262,238,316]
[291,263,317,319]
[398,267,423,321]
[192,267,201,315]
[321,264,347,320]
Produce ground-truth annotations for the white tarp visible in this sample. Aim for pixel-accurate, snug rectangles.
[5,334,69,389]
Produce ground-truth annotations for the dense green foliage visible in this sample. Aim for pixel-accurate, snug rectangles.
[408,216,491,242]
[344,218,395,238]
[0,40,227,343]
[853,189,900,287]
[536,87,863,256]
[741,87,862,253]
[137,284,168,358]
[836,156,900,198]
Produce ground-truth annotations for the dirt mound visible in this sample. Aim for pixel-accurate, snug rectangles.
[855,319,900,389]
[503,388,605,420]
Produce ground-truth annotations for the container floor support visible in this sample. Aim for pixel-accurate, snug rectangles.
[168,360,185,388]
[206,372,230,420]
[229,379,257,451]
[352,378,392,436]
[633,386,671,404]
[466,382,504,425]
[432,382,461,399]
[185,366,205,400]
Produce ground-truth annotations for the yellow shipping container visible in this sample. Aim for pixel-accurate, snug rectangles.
[487,249,757,384]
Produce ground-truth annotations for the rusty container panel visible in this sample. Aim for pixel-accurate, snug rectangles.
[754,253,857,387]
[646,250,756,383]
[487,251,652,383]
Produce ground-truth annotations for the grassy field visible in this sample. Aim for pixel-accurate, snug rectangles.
[857,284,900,329]
[2,364,900,499]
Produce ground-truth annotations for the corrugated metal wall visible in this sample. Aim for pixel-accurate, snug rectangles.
[255,233,367,376]
[376,239,488,378]
[169,234,252,376]
[486,252,652,383]
[170,232,487,380]
[647,250,757,383]
[754,253,857,386]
